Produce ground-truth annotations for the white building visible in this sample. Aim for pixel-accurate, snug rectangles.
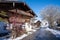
[41,20,49,27]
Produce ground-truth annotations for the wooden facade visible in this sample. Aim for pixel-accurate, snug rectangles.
[0,1,37,38]
[0,11,8,23]
[0,1,36,22]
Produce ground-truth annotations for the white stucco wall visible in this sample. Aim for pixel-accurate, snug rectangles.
[41,20,49,27]
[25,23,32,32]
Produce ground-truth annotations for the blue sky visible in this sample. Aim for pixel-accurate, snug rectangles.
[24,0,60,14]
[24,0,60,20]
[20,0,60,20]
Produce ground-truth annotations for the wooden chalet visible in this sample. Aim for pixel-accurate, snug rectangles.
[0,1,37,37]
[0,1,36,22]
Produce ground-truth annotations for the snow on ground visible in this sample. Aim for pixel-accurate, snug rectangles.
[40,20,60,37]
[12,34,27,40]
[3,34,28,40]
[4,27,40,40]
[45,27,60,37]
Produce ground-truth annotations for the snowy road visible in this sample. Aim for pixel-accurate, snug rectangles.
[34,28,60,40]
[22,27,60,40]
[0,27,60,40]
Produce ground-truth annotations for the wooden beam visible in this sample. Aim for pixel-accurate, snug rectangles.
[8,9,34,17]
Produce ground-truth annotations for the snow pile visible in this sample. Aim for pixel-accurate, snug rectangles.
[14,34,28,40]
[4,34,28,40]
[4,27,39,40]
[45,27,60,37]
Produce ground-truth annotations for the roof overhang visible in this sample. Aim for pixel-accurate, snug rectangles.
[8,9,34,17]
[0,1,37,17]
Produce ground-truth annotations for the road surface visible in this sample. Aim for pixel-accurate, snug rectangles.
[22,27,60,40]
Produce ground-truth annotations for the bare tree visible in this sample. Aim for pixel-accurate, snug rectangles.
[40,5,60,28]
